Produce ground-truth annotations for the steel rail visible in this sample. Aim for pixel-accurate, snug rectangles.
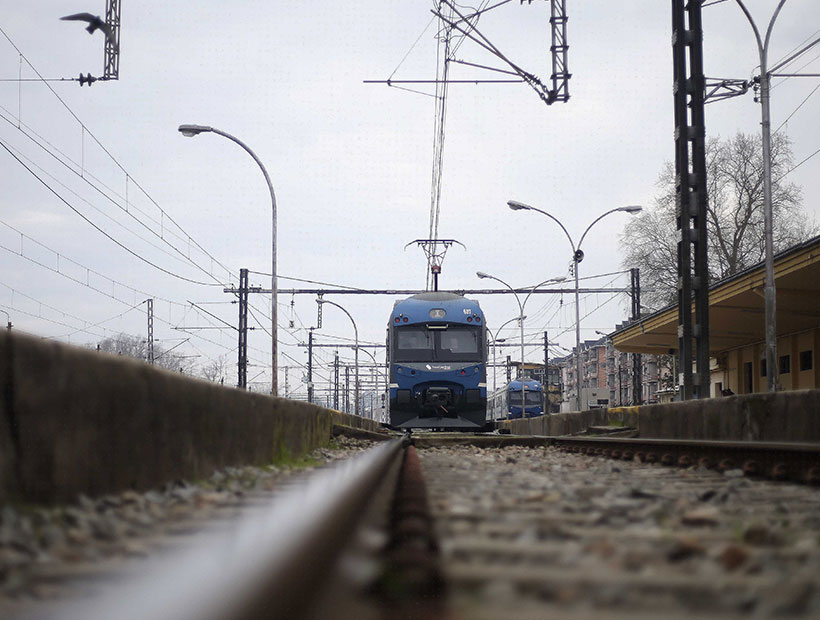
[553,436,820,484]
[58,439,405,620]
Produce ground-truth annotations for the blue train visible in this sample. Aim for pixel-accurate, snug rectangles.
[488,379,544,420]
[387,292,488,430]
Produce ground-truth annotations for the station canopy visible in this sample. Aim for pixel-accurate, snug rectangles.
[612,236,820,355]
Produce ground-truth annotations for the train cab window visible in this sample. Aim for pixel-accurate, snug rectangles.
[440,330,478,354]
[436,327,482,361]
[394,328,434,362]
[394,325,482,362]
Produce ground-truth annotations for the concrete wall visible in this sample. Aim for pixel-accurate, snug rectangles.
[0,331,380,504]
[499,390,820,442]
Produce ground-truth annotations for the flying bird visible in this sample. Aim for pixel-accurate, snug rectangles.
[60,12,114,43]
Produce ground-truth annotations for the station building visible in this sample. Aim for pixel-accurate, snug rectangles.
[612,235,820,397]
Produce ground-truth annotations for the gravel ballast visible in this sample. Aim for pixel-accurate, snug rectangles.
[419,443,820,618]
[0,436,376,613]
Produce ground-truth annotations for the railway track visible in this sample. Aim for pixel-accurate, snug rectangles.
[2,432,819,619]
[419,436,820,619]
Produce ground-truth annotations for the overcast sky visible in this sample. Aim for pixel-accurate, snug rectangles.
[1,1,818,397]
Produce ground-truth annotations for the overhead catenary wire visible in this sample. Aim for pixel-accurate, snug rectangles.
[0,218,193,310]
[774,82,820,134]
[0,283,145,341]
[0,107,234,285]
[0,140,220,287]
[0,26,237,286]
[0,133,219,279]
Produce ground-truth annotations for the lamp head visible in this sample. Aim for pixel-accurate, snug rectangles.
[178,124,212,137]
[619,205,643,214]
[476,271,491,279]
[550,276,567,283]
[507,200,532,211]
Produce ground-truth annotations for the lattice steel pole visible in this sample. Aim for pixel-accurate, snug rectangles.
[630,268,642,404]
[147,299,154,365]
[672,0,710,399]
[237,269,249,389]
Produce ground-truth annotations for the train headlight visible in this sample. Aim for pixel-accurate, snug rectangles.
[429,308,446,319]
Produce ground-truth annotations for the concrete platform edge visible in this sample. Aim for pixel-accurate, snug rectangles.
[498,390,820,442]
[0,331,380,504]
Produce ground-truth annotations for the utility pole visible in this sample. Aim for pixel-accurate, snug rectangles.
[333,351,339,410]
[672,0,710,400]
[307,328,314,404]
[345,366,350,414]
[237,268,249,389]
[544,331,549,413]
[630,268,642,404]
[146,298,154,365]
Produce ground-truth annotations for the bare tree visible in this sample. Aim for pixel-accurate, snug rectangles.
[96,333,196,374]
[621,131,814,310]
[200,355,229,384]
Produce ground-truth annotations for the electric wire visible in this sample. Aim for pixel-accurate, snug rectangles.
[0,218,192,310]
[0,107,233,284]
[0,282,145,340]
[0,302,110,341]
[388,14,438,81]
[0,25,236,286]
[48,300,147,340]
[774,82,820,134]
[0,134,215,278]
[0,140,220,286]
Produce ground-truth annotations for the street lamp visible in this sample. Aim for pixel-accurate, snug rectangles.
[316,298,359,417]
[477,272,525,407]
[488,317,520,392]
[178,124,278,396]
[732,0,789,392]
[359,346,388,422]
[508,200,642,411]
[477,272,565,418]
[0,309,11,331]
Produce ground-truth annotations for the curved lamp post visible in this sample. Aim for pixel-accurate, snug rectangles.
[317,297,359,416]
[508,200,642,411]
[489,316,520,392]
[178,124,278,396]
[0,309,10,331]
[359,346,387,421]
[733,0,788,392]
[477,272,566,418]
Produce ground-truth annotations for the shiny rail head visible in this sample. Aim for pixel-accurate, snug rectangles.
[53,440,404,620]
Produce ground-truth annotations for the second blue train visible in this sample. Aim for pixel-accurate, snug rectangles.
[488,379,544,420]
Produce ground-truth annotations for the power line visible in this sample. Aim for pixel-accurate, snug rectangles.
[0,107,233,284]
[780,144,820,179]
[0,131,219,278]
[0,26,238,285]
[0,218,193,310]
[774,82,820,134]
[0,227,255,371]
[0,282,144,340]
[0,139,220,286]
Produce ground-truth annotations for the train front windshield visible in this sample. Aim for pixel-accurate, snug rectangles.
[509,391,542,406]
[394,325,482,362]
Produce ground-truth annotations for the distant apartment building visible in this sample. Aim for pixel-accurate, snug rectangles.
[555,332,670,411]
